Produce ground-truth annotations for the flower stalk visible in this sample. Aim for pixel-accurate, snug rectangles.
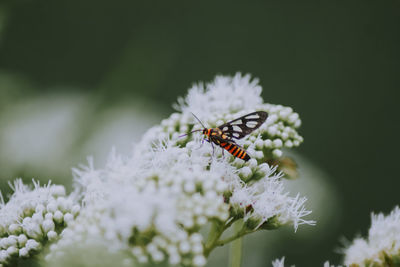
[217,228,250,247]
[229,223,244,267]
[204,221,225,257]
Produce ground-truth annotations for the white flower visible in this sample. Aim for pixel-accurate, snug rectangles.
[272,258,341,267]
[344,206,400,266]
[272,257,286,267]
[0,94,84,179]
[323,261,341,267]
[0,179,79,264]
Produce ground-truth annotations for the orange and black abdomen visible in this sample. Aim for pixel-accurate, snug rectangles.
[219,142,250,161]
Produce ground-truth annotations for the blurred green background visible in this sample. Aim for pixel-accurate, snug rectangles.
[0,1,399,266]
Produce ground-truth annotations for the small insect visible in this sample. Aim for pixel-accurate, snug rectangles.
[181,111,268,161]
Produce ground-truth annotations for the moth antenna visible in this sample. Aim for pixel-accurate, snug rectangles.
[190,112,206,129]
[178,113,206,138]
[179,129,202,138]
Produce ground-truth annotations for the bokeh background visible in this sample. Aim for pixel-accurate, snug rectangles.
[0,1,399,266]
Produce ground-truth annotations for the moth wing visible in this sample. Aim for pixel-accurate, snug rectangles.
[217,111,268,140]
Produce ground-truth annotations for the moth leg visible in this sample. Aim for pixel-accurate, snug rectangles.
[198,138,205,149]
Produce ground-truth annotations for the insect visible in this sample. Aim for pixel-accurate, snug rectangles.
[181,111,268,161]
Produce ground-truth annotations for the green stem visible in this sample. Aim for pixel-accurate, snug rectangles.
[229,223,243,267]
[215,228,249,247]
[204,221,225,256]
[203,219,246,257]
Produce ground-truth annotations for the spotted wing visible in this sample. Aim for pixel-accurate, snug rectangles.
[217,111,268,140]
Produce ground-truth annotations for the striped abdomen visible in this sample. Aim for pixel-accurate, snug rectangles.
[219,142,250,161]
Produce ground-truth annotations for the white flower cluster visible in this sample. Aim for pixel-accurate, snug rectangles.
[0,73,312,267]
[47,145,230,266]
[44,74,314,266]
[143,73,313,229]
[0,179,79,266]
[230,168,314,231]
[47,74,314,266]
[344,206,400,266]
[143,73,303,161]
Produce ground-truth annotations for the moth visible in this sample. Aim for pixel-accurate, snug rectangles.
[181,111,268,161]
